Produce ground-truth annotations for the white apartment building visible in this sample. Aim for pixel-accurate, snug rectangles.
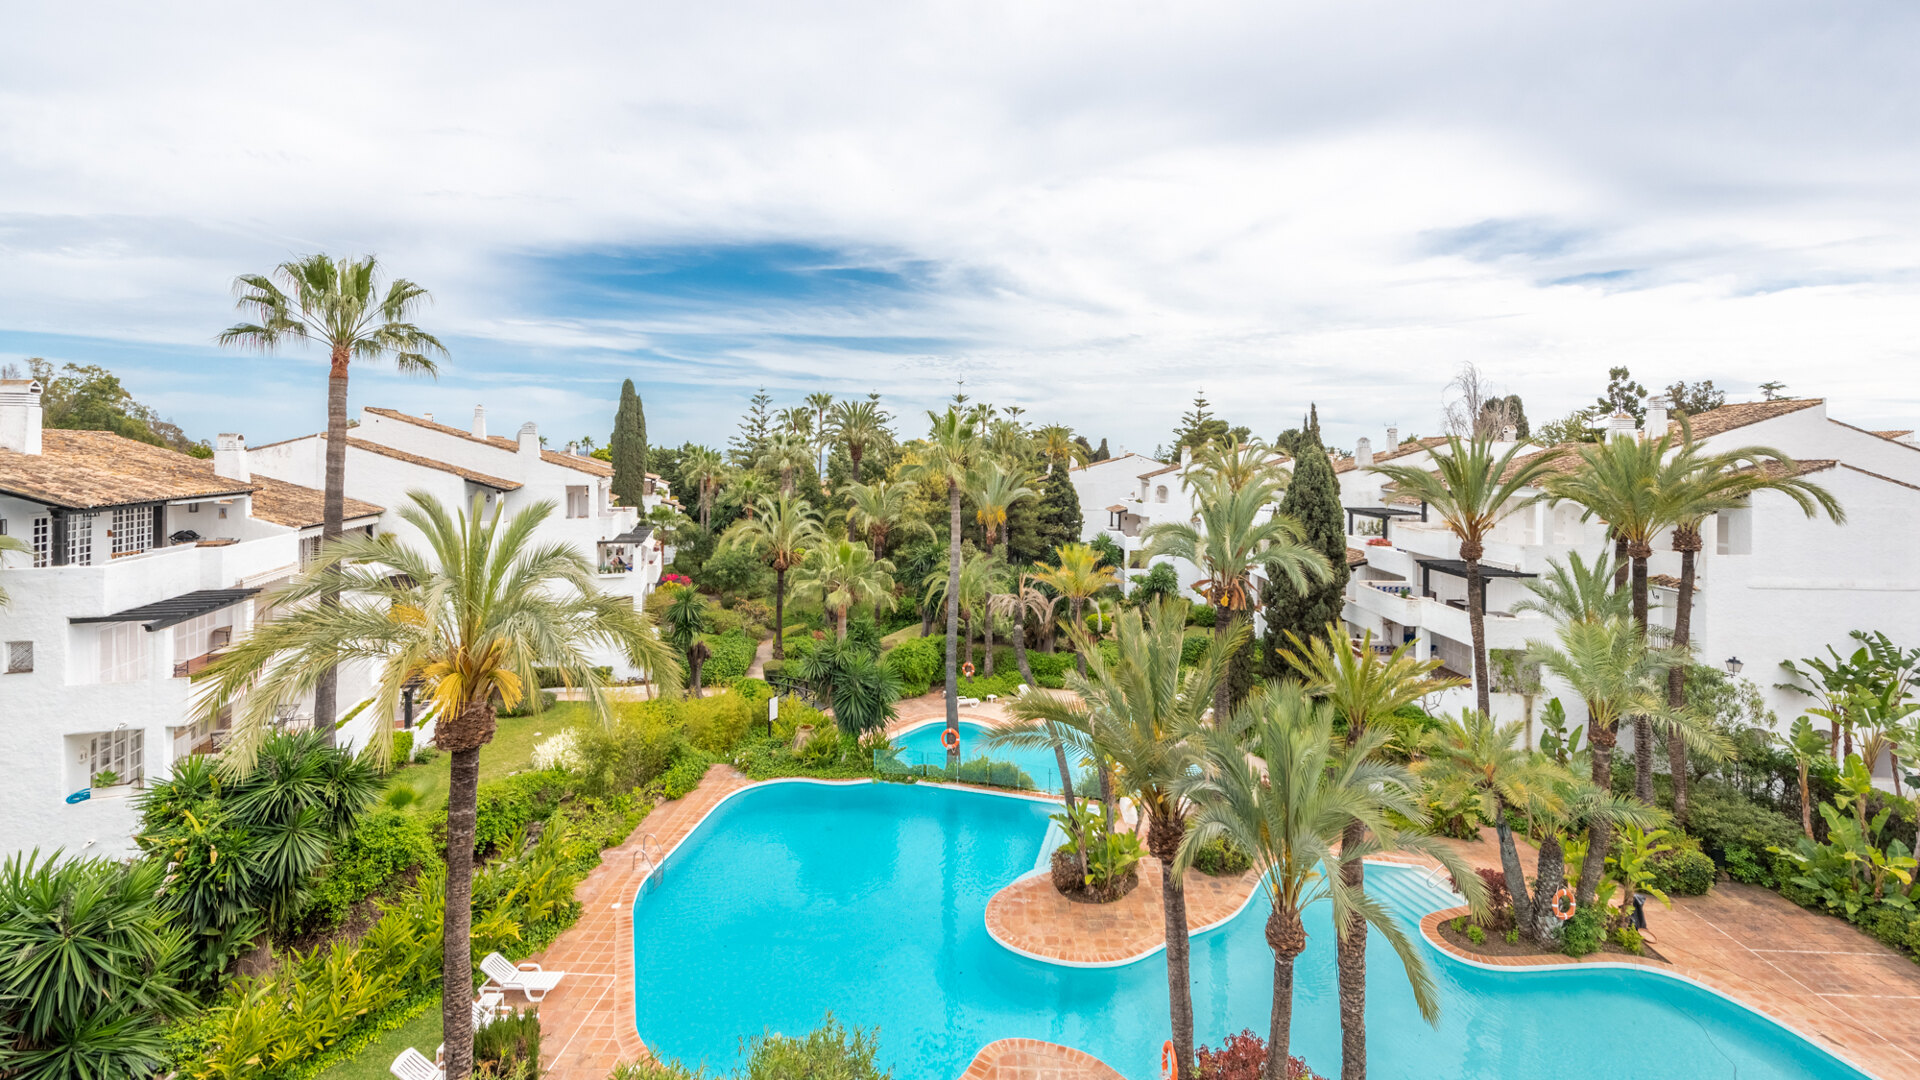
[248,404,669,682]
[1338,398,1920,745]
[0,380,378,858]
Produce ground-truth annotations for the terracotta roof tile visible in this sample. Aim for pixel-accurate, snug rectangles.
[1669,397,1822,439]
[1136,463,1181,480]
[0,430,256,510]
[1346,547,1368,567]
[1069,452,1142,473]
[1336,436,1450,474]
[361,407,613,477]
[247,475,383,529]
[333,435,523,490]
[1875,430,1914,440]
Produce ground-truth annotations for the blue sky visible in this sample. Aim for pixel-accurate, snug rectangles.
[2,2,1918,455]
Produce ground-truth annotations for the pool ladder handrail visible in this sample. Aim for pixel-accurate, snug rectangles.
[630,832,665,891]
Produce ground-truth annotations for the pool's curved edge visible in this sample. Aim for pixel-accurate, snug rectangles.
[983,864,1267,970]
[1415,904,1886,1080]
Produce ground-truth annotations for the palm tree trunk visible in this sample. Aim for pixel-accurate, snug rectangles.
[1071,597,1087,676]
[1150,813,1196,1079]
[982,610,995,676]
[773,567,787,661]
[690,652,704,699]
[441,739,483,1080]
[1213,601,1232,726]
[314,350,351,748]
[1798,764,1813,839]
[1336,822,1368,1080]
[1464,553,1491,716]
[1012,609,1035,686]
[964,613,975,671]
[1266,908,1306,1077]
[1494,814,1534,938]
[1531,834,1568,943]
[945,482,962,768]
[1630,549,1654,804]
[835,608,848,641]
[1667,531,1701,826]
[1578,718,1614,905]
[850,446,863,485]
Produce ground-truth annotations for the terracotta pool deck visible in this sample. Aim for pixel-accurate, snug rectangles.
[532,753,1919,1080]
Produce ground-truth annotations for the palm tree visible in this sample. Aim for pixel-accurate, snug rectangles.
[1654,441,1842,824]
[843,478,930,552]
[762,432,812,497]
[966,459,1037,555]
[1184,436,1286,495]
[1033,542,1118,676]
[722,494,822,660]
[1418,710,1566,942]
[1371,434,1563,716]
[730,470,767,518]
[830,399,890,484]
[192,492,682,1080]
[0,534,27,606]
[805,391,835,471]
[657,586,711,697]
[993,598,1228,1079]
[681,446,727,532]
[988,574,1079,811]
[793,539,895,640]
[1280,629,1462,1080]
[905,408,981,766]
[1176,684,1481,1080]
[1034,423,1086,474]
[1142,469,1328,721]
[921,554,1000,672]
[219,254,446,743]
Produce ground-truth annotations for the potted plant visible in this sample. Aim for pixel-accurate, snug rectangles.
[90,769,122,789]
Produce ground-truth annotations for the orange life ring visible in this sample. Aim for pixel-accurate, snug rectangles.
[961,661,976,678]
[941,727,960,751]
[1551,887,1576,921]
[1160,1040,1176,1080]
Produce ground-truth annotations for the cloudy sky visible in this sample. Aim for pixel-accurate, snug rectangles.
[2,1,1917,455]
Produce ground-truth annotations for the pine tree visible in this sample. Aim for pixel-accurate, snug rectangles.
[1261,425,1351,677]
[1172,393,1232,454]
[728,388,774,465]
[1090,437,1109,462]
[610,379,648,508]
[1008,464,1083,564]
[1595,367,1649,426]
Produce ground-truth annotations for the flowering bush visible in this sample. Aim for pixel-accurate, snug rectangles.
[1194,1030,1325,1079]
[1366,536,1392,547]
[659,572,693,587]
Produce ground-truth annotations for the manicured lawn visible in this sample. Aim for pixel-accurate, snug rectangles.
[317,997,443,1080]
[386,702,594,812]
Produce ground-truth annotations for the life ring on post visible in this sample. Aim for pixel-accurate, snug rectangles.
[1161,1040,1176,1080]
[941,727,960,752]
[961,661,976,678]
[1551,887,1577,921]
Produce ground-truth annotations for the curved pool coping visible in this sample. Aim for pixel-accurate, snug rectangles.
[624,775,1887,1080]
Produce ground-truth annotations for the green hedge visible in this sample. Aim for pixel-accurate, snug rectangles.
[298,809,439,933]
[697,629,756,686]
[534,666,612,688]
[472,769,574,857]
[882,637,1076,698]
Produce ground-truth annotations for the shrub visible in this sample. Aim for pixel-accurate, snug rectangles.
[1025,650,1073,685]
[472,769,574,857]
[699,630,757,686]
[882,636,942,697]
[1192,835,1253,877]
[1722,844,1771,885]
[1687,789,1800,875]
[761,659,785,680]
[1448,867,1512,929]
[1503,928,1519,945]
[955,756,1036,790]
[1561,903,1605,957]
[574,710,683,797]
[1194,1029,1324,1080]
[738,1014,888,1080]
[1614,926,1645,955]
[650,752,713,801]
[1180,633,1211,666]
[534,666,612,689]
[499,689,558,717]
[474,1006,542,1078]
[298,809,439,932]
[1189,603,1216,628]
[1649,848,1718,897]
[531,729,583,772]
[1466,924,1486,945]
[391,729,414,766]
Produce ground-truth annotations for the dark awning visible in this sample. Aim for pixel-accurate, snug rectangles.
[71,587,261,631]
[599,526,653,546]
[1413,558,1536,580]
[1344,506,1424,519]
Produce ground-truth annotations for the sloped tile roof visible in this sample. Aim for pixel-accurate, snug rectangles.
[362,407,613,477]
[1335,436,1450,474]
[247,475,383,529]
[0,430,256,510]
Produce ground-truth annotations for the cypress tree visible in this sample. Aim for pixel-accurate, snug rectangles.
[1262,423,1350,677]
[1007,464,1081,564]
[610,379,648,508]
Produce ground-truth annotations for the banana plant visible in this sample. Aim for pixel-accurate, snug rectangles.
[1606,823,1676,921]
[1781,716,1829,840]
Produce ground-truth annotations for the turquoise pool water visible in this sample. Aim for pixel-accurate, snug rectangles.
[630,782,1872,1080]
[890,719,1070,792]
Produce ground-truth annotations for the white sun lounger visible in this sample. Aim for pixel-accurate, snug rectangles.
[390,1047,442,1080]
[480,952,566,1002]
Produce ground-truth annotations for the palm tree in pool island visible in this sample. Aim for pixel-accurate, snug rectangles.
[193,493,682,1080]
[219,254,446,744]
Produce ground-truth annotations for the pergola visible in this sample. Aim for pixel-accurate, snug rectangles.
[1344,504,1425,541]
[1412,557,1536,601]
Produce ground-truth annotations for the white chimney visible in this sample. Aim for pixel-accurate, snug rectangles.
[423,412,434,423]
[0,379,43,455]
[1355,436,1373,468]
[1608,412,1637,439]
[1644,396,1670,439]
[1179,445,1192,469]
[472,405,487,440]
[212,433,250,482]
[1385,425,1398,449]
[517,421,539,457]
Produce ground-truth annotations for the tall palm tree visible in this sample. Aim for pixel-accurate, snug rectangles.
[967,459,1037,555]
[0,534,27,606]
[1142,470,1328,722]
[1184,436,1286,495]
[805,390,835,468]
[730,471,767,518]
[793,539,895,639]
[762,431,813,497]
[994,598,1229,1080]
[193,493,681,1080]
[722,494,822,659]
[1654,442,1842,824]
[1280,630,1462,1080]
[1371,434,1563,716]
[681,446,727,532]
[830,399,890,484]
[1034,423,1086,474]
[1033,542,1118,676]
[842,478,930,552]
[657,586,711,697]
[906,409,981,766]
[921,554,1000,672]
[219,254,446,743]
[1176,685,1481,1080]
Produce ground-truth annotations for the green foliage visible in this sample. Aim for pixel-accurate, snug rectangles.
[651,753,714,801]
[26,357,209,454]
[1260,431,1349,676]
[740,1014,889,1080]
[1052,803,1143,889]
[1191,835,1252,877]
[474,1006,542,1078]
[881,635,942,697]
[1649,847,1718,897]
[391,730,414,766]
[1614,926,1645,955]
[954,757,1037,790]
[1189,603,1216,628]
[499,689,559,718]
[1769,802,1918,922]
[0,852,192,1080]
[611,378,649,509]
[472,770,574,857]
[1560,902,1606,957]
[1129,562,1181,607]
[1465,924,1487,945]
[699,629,757,686]
[298,809,440,933]
[573,712,683,797]
[1087,531,1125,572]
[534,666,613,689]
[1686,787,1801,880]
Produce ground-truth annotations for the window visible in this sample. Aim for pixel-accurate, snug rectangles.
[83,730,143,786]
[5,641,30,673]
[111,505,153,558]
[566,486,589,518]
[1155,485,1168,503]
[299,534,323,569]
[31,516,48,567]
[172,610,231,671]
[98,622,146,684]
[1716,507,1753,556]
[66,512,94,566]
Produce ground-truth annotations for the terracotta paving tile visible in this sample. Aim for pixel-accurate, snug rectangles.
[987,857,1257,965]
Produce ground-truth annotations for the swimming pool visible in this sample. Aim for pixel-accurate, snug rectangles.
[889,719,1072,792]
[630,781,1874,1080]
